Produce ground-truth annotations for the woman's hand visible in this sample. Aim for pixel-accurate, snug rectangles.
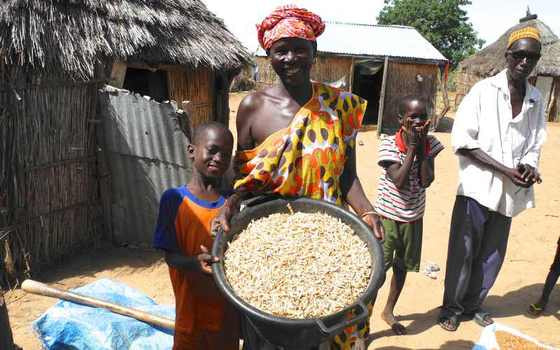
[213,205,236,234]
[361,212,385,241]
[212,193,243,233]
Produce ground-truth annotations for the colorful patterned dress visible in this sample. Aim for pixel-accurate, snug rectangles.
[234,82,372,349]
[235,82,365,205]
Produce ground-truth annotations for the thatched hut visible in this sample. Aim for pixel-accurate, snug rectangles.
[456,15,560,121]
[0,0,250,288]
[254,22,448,134]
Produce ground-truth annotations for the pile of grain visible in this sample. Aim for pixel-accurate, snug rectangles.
[224,211,372,319]
[495,331,546,350]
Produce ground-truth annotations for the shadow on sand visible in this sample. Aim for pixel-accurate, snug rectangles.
[368,283,560,348]
[369,306,442,342]
[37,242,164,285]
[484,283,560,320]
[374,340,475,350]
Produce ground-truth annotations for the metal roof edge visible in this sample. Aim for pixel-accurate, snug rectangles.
[255,52,447,65]
[317,52,447,65]
[323,21,415,30]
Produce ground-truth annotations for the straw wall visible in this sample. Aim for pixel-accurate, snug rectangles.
[255,55,353,88]
[0,68,103,289]
[255,57,276,88]
[167,66,215,128]
[456,70,560,122]
[454,70,483,110]
[381,61,438,135]
[312,56,353,88]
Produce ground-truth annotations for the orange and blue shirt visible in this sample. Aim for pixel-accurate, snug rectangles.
[153,186,227,335]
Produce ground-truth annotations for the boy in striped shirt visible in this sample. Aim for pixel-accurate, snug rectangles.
[375,96,444,335]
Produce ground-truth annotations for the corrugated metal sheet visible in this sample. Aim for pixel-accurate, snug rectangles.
[257,22,447,63]
[98,86,191,244]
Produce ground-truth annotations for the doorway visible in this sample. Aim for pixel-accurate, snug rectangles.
[352,61,384,125]
[122,68,169,102]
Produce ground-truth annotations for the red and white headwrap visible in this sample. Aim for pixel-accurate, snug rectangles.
[257,5,325,50]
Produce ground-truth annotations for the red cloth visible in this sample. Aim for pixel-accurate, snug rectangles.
[257,4,325,50]
[395,128,431,156]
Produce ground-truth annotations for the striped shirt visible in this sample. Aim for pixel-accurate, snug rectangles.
[374,134,444,222]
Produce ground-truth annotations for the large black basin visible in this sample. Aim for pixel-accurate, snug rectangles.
[212,197,385,349]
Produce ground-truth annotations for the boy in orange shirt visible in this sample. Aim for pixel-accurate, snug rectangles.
[153,122,239,349]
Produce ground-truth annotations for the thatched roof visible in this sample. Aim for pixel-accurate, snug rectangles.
[459,19,560,77]
[537,40,560,76]
[0,0,251,79]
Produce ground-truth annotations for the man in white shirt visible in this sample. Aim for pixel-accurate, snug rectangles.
[438,27,546,332]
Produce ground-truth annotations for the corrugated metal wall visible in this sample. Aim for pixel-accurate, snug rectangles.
[0,69,102,287]
[167,66,214,128]
[381,61,438,135]
[97,87,191,244]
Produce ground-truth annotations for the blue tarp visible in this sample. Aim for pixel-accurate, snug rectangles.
[33,279,174,350]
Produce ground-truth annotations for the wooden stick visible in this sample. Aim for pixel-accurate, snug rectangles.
[21,279,175,331]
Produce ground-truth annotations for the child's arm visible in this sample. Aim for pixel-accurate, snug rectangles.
[385,140,417,190]
[417,156,435,188]
[418,132,446,188]
[416,122,435,188]
[165,245,217,274]
[153,189,217,274]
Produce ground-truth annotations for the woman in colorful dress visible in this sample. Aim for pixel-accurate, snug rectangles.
[215,5,384,350]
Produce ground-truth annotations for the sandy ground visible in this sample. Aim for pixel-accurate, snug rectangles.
[6,92,560,349]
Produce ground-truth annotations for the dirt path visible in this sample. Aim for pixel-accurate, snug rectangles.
[6,93,560,349]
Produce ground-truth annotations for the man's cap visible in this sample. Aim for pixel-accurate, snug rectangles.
[507,27,541,48]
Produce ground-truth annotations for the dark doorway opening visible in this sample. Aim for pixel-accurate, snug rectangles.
[352,63,384,125]
[122,68,169,102]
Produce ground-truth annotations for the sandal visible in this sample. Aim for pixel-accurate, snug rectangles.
[528,303,545,316]
[438,314,459,332]
[390,322,407,335]
[472,310,494,327]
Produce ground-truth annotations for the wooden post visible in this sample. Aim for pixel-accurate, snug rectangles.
[547,77,559,122]
[95,90,114,242]
[435,66,450,130]
[349,57,355,92]
[0,293,15,350]
[377,56,389,136]
[181,101,193,139]
[109,62,127,88]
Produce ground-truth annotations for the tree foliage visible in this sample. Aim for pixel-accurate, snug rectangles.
[377,0,484,66]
